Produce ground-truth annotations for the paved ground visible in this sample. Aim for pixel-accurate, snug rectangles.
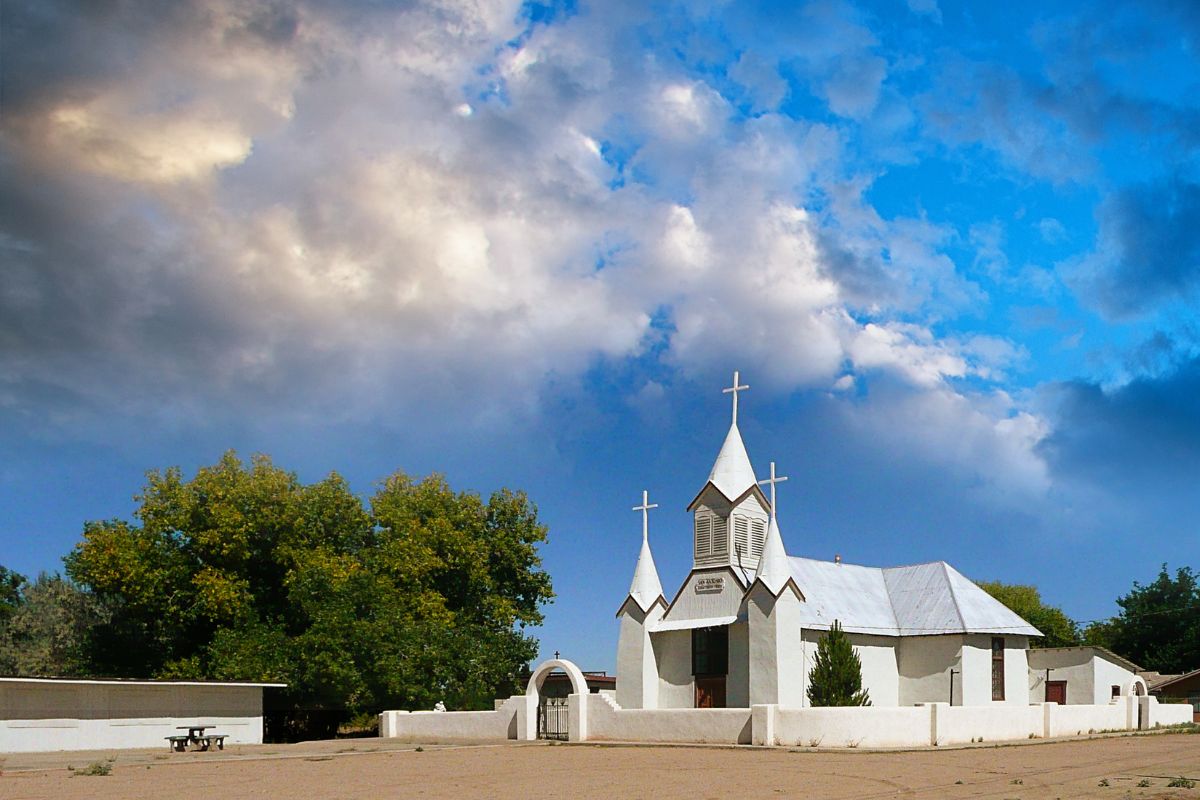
[4,731,1200,799]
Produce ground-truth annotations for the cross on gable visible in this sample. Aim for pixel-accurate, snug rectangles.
[632,489,658,543]
[757,461,788,518]
[722,370,749,426]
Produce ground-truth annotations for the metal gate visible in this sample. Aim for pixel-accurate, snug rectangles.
[537,696,569,740]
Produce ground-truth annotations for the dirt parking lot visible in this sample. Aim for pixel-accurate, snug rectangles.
[4,732,1200,799]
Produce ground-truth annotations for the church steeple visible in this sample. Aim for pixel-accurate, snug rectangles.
[754,461,795,596]
[687,372,771,576]
[626,490,665,612]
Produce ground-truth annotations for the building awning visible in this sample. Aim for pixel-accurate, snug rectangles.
[652,615,738,632]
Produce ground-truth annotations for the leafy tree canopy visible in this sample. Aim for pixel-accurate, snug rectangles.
[977,581,1080,648]
[0,565,25,625]
[1082,565,1200,674]
[0,573,108,677]
[807,620,871,707]
[64,452,554,725]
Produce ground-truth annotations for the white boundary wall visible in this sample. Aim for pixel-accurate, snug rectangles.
[934,703,1041,744]
[585,694,751,744]
[0,678,279,753]
[772,706,928,748]
[376,659,1195,748]
[379,696,521,741]
[380,694,1194,748]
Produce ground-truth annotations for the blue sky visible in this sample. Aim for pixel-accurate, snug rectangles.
[3,0,1200,672]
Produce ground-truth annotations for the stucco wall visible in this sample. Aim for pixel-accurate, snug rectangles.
[379,697,520,741]
[795,630,899,708]
[1028,653,1093,704]
[727,620,749,708]
[1026,649,1139,705]
[0,681,267,753]
[616,602,662,709]
[773,706,929,748]
[934,703,1041,745]
[1149,697,1193,727]
[1047,701,1127,736]
[585,694,751,744]
[1093,658,1135,705]
[898,635,961,706]
[652,629,694,708]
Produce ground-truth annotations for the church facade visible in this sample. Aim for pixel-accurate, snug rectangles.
[616,373,1042,710]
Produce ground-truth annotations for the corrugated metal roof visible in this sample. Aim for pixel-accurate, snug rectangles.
[783,557,1042,637]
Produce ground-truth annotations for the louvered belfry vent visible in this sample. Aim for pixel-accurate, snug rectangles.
[694,514,713,559]
[750,518,766,559]
[733,516,750,560]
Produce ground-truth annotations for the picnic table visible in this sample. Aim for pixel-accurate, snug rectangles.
[166,725,227,752]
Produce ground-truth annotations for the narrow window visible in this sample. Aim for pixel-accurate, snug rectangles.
[991,637,1005,701]
[1111,685,1121,699]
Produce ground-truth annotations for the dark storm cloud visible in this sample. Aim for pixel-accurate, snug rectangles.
[1039,354,1200,489]
[1075,178,1200,317]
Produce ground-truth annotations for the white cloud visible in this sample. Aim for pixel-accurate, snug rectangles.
[0,0,1051,497]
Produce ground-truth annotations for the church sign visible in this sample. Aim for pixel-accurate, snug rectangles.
[694,576,725,594]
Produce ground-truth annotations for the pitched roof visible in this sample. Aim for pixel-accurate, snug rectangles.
[705,423,757,502]
[785,557,1043,637]
[1144,666,1200,694]
[1028,645,1144,674]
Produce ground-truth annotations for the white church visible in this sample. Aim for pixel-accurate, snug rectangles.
[616,372,1043,710]
[379,373,1190,746]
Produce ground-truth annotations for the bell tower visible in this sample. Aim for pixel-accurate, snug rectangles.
[686,372,770,578]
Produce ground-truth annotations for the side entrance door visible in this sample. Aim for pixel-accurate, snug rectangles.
[1045,681,1067,705]
[695,676,727,709]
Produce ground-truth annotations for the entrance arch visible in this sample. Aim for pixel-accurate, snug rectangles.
[526,658,589,705]
[517,658,589,742]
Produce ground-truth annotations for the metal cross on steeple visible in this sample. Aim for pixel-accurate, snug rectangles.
[722,370,750,426]
[758,461,788,519]
[632,489,658,544]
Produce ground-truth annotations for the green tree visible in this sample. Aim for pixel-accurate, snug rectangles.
[0,565,25,626]
[0,573,108,677]
[1082,565,1200,674]
[64,451,554,732]
[977,581,1080,648]
[807,620,871,707]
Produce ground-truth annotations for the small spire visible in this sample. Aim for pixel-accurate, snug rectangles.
[627,490,664,612]
[754,462,792,595]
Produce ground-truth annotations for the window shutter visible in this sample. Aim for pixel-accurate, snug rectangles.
[695,515,712,558]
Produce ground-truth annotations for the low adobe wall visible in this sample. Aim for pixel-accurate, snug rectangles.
[585,695,751,744]
[934,703,1042,744]
[772,706,928,748]
[379,696,521,741]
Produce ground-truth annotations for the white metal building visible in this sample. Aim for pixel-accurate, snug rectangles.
[0,676,285,753]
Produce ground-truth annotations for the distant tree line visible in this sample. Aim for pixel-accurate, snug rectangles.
[979,567,1200,675]
[0,452,554,738]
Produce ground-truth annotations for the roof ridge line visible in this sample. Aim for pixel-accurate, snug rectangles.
[940,561,969,632]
